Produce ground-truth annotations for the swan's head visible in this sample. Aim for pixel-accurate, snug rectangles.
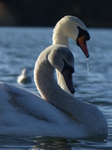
[21,68,30,76]
[48,44,75,93]
[53,16,90,58]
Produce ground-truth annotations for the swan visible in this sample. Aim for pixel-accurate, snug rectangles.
[0,45,107,139]
[52,15,90,93]
[17,68,32,84]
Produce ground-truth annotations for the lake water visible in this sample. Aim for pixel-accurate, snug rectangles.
[0,28,112,149]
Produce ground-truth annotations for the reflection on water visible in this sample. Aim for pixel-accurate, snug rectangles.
[0,28,112,149]
[0,136,110,149]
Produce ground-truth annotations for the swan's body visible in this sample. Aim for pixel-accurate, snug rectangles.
[0,45,107,139]
[17,68,32,84]
[53,16,90,93]
[0,83,78,137]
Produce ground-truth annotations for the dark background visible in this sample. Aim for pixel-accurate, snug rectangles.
[0,0,112,27]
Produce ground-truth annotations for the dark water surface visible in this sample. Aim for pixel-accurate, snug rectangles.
[0,28,112,149]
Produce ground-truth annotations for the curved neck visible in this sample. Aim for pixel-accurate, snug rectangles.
[52,27,69,47]
[34,50,74,105]
[34,54,76,109]
[34,58,59,100]
[52,26,71,93]
[34,53,107,137]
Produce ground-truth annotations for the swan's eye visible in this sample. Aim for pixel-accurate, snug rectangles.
[77,26,90,41]
[62,59,74,73]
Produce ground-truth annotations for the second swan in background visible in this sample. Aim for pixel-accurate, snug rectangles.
[52,15,90,93]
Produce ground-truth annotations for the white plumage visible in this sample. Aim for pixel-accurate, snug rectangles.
[0,45,107,139]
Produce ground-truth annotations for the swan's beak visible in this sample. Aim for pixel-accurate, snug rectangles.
[77,35,89,58]
[62,69,75,94]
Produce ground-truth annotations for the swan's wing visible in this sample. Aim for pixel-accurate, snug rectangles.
[4,83,43,118]
[0,83,86,138]
[0,83,69,125]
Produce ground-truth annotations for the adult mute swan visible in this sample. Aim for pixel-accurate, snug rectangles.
[0,45,107,139]
[53,16,90,93]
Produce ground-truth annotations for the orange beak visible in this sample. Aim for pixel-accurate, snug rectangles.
[77,36,89,58]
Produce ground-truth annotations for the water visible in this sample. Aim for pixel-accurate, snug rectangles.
[0,27,112,149]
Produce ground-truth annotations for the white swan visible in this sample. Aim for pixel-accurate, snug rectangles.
[53,15,90,93]
[17,68,32,84]
[0,45,107,139]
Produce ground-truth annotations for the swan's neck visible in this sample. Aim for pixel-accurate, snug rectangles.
[52,24,72,94]
[52,27,69,47]
[34,54,74,108]
[34,55,65,102]
[34,54,107,137]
